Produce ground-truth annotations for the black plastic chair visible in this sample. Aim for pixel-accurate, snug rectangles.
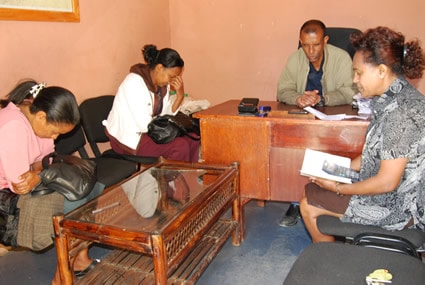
[78,95,158,167]
[283,215,425,285]
[317,215,425,254]
[325,27,361,59]
[54,125,138,187]
[283,241,425,285]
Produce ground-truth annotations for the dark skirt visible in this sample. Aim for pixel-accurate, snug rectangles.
[107,129,200,163]
[305,182,351,214]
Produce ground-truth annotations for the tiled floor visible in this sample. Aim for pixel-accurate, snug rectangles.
[0,201,311,285]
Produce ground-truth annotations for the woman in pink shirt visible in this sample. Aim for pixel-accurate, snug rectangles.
[0,80,94,284]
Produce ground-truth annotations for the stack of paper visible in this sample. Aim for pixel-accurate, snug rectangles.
[304,106,368,121]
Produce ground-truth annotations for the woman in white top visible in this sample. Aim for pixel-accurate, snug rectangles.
[103,44,199,162]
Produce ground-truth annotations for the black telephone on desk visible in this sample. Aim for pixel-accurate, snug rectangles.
[238,98,259,114]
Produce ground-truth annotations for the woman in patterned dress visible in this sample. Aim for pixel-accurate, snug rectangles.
[300,26,425,242]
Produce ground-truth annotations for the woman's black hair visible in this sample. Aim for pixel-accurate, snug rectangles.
[142,44,184,69]
[0,79,37,108]
[351,26,425,79]
[29,86,80,125]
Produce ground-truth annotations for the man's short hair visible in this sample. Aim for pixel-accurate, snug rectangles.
[300,19,326,37]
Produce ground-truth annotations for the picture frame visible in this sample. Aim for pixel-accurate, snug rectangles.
[0,0,79,22]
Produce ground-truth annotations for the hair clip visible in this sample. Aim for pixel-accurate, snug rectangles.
[403,45,408,61]
[29,82,46,98]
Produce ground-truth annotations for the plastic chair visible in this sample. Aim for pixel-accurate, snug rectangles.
[54,125,138,187]
[283,241,425,285]
[326,27,361,59]
[317,215,425,254]
[78,95,158,167]
[283,215,425,285]
[298,27,361,59]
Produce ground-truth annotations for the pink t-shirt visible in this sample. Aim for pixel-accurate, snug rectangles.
[0,103,54,192]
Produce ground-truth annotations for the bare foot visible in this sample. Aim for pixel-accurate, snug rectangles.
[51,248,93,284]
[51,268,61,285]
[0,243,11,256]
[72,249,93,272]
[0,247,8,256]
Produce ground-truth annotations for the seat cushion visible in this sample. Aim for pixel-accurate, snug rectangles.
[283,242,425,285]
[93,157,137,187]
[317,215,425,248]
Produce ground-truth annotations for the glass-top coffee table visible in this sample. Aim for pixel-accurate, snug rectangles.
[53,158,244,284]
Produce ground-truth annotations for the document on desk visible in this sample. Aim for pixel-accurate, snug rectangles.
[304,106,368,121]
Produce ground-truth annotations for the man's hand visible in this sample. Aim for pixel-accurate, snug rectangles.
[296,90,321,108]
[11,170,41,195]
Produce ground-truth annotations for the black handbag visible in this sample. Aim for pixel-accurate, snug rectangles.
[147,112,200,144]
[0,189,19,247]
[31,152,97,201]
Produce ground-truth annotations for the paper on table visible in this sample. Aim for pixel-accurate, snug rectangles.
[304,106,368,121]
[300,148,352,184]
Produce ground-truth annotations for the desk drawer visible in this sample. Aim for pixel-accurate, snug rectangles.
[271,120,366,154]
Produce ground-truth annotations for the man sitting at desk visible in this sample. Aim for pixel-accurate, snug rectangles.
[276,19,356,226]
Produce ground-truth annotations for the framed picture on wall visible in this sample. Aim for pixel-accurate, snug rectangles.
[0,0,79,22]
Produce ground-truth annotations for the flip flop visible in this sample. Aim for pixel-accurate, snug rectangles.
[74,259,100,279]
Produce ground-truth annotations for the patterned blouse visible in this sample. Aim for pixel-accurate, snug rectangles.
[341,78,425,231]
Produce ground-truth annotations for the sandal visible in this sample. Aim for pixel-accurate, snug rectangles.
[74,259,100,279]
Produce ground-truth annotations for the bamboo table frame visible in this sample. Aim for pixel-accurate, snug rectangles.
[53,158,244,284]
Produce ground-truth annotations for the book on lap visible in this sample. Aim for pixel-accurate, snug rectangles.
[300,148,353,184]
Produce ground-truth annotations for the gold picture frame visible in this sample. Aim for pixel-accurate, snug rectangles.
[0,0,79,22]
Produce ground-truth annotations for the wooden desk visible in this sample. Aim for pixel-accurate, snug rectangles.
[194,100,369,202]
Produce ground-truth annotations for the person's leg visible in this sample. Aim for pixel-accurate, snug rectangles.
[161,137,191,162]
[279,202,300,227]
[136,135,197,162]
[0,243,10,256]
[300,183,350,242]
[299,196,341,242]
[52,248,93,285]
[53,182,105,284]
[185,135,200,162]
[110,131,200,163]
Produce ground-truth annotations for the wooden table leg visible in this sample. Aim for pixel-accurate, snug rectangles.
[152,235,168,285]
[53,215,73,285]
[232,195,245,245]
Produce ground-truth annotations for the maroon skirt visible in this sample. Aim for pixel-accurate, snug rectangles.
[106,128,200,163]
